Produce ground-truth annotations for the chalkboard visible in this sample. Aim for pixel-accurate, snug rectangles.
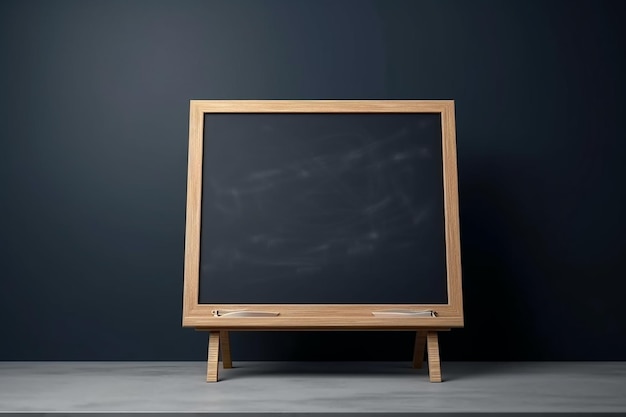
[183,101,463,329]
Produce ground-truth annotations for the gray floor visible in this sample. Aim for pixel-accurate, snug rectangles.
[0,361,625,413]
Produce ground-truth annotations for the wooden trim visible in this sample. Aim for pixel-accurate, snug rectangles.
[440,101,464,319]
[207,331,220,382]
[182,100,464,329]
[187,316,461,329]
[189,100,452,113]
[196,327,451,332]
[182,102,204,322]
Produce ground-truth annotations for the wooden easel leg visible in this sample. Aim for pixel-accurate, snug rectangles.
[220,331,233,369]
[426,331,442,382]
[207,331,220,382]
[412,331,427,369]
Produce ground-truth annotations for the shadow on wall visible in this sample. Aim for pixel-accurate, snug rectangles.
[446,155,543,360]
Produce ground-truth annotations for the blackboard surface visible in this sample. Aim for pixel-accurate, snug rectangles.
[199,113,448,304]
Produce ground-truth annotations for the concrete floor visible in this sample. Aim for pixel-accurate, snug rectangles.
[0,361,625,413]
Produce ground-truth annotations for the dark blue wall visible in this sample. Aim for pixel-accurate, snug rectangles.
[1,0,624,360]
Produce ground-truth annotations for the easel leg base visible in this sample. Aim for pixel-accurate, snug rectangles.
[206,331,220,382]
[426,331,442,382]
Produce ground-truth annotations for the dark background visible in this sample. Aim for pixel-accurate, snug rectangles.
[1,0,624,361]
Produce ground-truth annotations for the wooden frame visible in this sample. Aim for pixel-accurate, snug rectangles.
[183,100,463,383]
[183,100,463,330]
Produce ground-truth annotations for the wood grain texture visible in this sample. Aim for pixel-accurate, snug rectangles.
[182,100,464,329]
[186,312,463,330]
[182,102,204,325]
[427,331,442,383]
[197,327,451,332]
[207,331,220,382]
[440,101,464,321]
[220,331,233,369]
[190,100,453,113]
[412,331,427,369]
